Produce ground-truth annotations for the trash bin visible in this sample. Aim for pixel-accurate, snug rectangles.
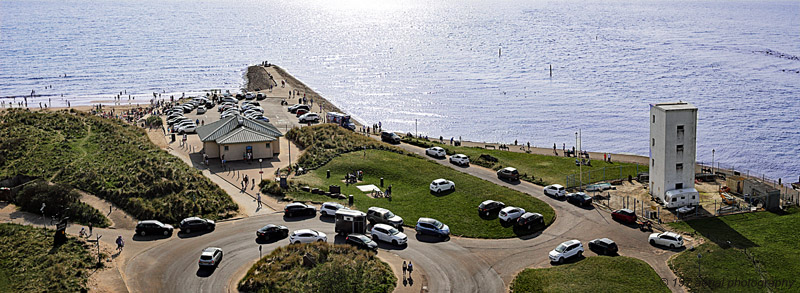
[348,195,354,206]
[327,170,331,178]
[171,133,176,142]
[380,177,384,187]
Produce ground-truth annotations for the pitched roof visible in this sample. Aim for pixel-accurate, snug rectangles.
[196,115,282,144]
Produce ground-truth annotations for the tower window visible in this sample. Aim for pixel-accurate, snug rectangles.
[676,163,683,171]
[676,145,684,152]
[652,115,655,123]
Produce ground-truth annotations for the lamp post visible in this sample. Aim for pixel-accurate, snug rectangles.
[576,130,582,191]
[259,158,263,181]
[712,149,715,176]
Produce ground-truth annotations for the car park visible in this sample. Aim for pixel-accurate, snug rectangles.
[256,224,289,240]
[649,232,684,248]
[346,234,378,251]
[543,184,566,198]
[366,207,403,228]
[415,218,450,239]
[179,217,215,233]
[284,202,316,217]
[429,178,455,193]
[499,206,526,223]
[477,200,505,216]
[497,167,520,181]
[320,202,346,216]
[611,209,637,224]
[567,192,593,206]
[298,113,320,123]
[516,212,544,230]
[588,238,618,255]
[370,223,408,246]
[289,229,327,243]
[549,240,584,264]
[135,220,174,236]
[380,131,401,144]
[449,154,469,166]
[425,147,446,158]
[198,247,223,267]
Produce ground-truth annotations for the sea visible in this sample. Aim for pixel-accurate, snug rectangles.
[1,0,798,182]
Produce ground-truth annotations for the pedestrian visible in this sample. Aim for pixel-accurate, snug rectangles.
[450,137,454,145]
[116,236,124,251]
[402,261,407,276]
[252,178,255,189]
[89,222,93,236]
[527,141,531,150]
[257,193,262,208]
[79,227,86,237]
[407,261,413,277]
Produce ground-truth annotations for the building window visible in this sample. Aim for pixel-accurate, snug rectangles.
[224,146,229,151]
[652,115,655,123]
[675,183,683,189]
[676,144,684,152]
[652,138,655,147]
[672,198,677,202]
[677,125,684,132]
[676,163,683,171]
[651,159,654,166]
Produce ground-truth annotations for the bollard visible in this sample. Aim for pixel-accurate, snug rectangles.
[348,195,354,206]
[327,170,330,179]
[380,178,384,187]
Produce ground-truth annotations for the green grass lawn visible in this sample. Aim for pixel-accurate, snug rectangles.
[287,149,555,239]
[402,137,647,187]
[667,208,800,292]
[510,256,670,293]
[0,223,96,292]
[239,242,395,293]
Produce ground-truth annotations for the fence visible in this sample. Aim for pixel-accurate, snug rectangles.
[697,161,799,208]
[564,164,646,189]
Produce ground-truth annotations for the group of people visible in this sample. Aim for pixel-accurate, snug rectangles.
[241,174,255,191]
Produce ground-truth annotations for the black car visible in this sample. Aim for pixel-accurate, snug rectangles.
[588,238,618,255]
[477,200,505,216]
[179,217,216,234]
[288,104,310,114]
[516,212,545,230]
[567,192,593,206]
[380,131,401,144]
[256,224,289,240]
[284,203,316,217]
[346,234,378,251]
[497,167,520,181]
[135,220,174,237]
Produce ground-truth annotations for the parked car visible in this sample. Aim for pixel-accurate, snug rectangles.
[497,167,520,181]
[295,108,310,117]
[346,234,378,251]
[179,217,215,234]
[516,212,545,230]
[256,93,266,100]
[245,92,255,100]
[499,206,526,223]
[370,223,408,246]
[178,124,197,134]
[543,184,566,198]
[611,209,637,224]
[135,220,174,237]
[477,200,505,216]
[320,202,346,216]
[198,247,223,267]
[196,106,206,114]
[289,229,327,244]
[253,115,270,122]
[288,104,310,113]
[284,202,316,217]
[588,238,618,255]
[380,131,401,144]
[586,183,614,192]
[649,232,684,248]
[256,224,289,240]
[449,154,469,166]
[415,218,450,239]
[366,207,403,228]
[549,240,584,264]
[425,147,446,158]
[567,192,593,206]
[298,113,320,123]
[429,178,455,193]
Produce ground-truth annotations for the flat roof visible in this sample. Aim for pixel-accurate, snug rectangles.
[653,102,697,111]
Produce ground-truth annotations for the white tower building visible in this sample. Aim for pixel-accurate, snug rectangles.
[649,102,699,208]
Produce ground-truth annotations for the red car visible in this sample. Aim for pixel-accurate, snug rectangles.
[611,209,637,224]
[296,108,310,117]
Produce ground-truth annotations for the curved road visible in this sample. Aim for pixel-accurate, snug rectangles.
[122,139,685,293]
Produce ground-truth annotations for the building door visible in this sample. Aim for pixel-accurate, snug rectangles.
[246,146,253,160]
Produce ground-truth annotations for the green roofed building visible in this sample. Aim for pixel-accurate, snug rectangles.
[196,115,283,160]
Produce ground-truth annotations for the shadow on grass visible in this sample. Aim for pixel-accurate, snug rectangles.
[430,189,455,197]
[500,220,515,228]
[550,254,586,265]
[683,216,758,249]
[196,266,217,277]
[479,212,500,220]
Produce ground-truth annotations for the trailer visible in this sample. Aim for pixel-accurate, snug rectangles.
[335,209,366,236]
[326,112,356,130]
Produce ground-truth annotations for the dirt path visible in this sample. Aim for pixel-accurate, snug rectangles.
[76,190,138,230]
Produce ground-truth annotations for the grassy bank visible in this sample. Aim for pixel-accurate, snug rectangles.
[510,256,670,292]
[13,180,110,227]
[238,242,395,293]
[286,124,407,170]
[668,208,800,292]
[402,137,647,187]
[0,109,238,224]
[0,223,96,292]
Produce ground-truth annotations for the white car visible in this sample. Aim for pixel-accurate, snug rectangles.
[196,106,206,114]
[178,124,197,134]
[544,184,566,198]
[320,202,346,216]
[429,178,455,193]
[649,232,684,248]
[426,147,446,158]
[549,240,584,264]
[198,247,223,267]
[498,206,526,222]
[370,223,408,246]
[289,229,327,244]
[299,113,320,123]
[449,154,469,166]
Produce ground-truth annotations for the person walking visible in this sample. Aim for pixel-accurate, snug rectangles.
[88,222,93,236]
[257,193,262,208]
[116,236,124,251]
[402,261,407,277]
[407,261,413,277]
[252,178,255,190]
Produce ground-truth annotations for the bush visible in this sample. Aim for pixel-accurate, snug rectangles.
[14,181,109,227]
[145,115,162,127]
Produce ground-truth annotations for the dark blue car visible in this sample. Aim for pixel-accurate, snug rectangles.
[415,218,450,239]
[567,192,593,206]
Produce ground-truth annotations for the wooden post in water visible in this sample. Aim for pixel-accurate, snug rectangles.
[549,64,553,77]
[498,47,501,57]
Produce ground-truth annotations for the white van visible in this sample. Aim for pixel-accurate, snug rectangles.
[664,188,700,208]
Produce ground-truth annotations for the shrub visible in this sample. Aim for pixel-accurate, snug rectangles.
[14,181,109,227]
[145,115,162,127]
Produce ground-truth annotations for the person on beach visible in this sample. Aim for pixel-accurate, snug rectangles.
[402,261,407,276]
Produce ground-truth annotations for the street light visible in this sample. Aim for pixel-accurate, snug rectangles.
[259,158,263,181]
[712,149,715,176]
[576,130,582,191]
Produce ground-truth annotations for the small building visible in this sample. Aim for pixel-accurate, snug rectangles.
[649,102,699,208]
[196,115,282,160]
